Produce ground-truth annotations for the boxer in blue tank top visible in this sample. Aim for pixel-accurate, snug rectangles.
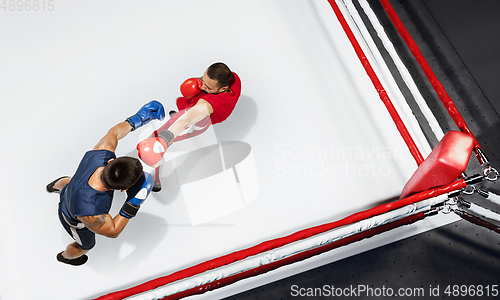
[60,150,116,226]
[46,101,165,266]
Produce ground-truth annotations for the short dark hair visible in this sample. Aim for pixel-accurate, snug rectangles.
[100,156,143,190]
[207,62,232,88]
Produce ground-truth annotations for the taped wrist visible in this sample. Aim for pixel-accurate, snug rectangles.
[126,114,147,131]
[158,129,174,146]
[120,201,140,219]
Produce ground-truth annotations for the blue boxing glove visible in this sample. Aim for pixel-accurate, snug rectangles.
[126,100,166,131]
[120,172,154,219]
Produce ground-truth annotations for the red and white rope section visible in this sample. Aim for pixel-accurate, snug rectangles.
[377,0,486,164]
[328,0,425,166]
[95,180,465,300]
[338,0,435,158]
[347,0,445,142]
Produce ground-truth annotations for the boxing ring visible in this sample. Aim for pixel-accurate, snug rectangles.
[0,1,498,300]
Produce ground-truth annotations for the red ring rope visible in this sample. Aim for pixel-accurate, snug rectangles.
[456,210,500,234]
[378,0,482,157]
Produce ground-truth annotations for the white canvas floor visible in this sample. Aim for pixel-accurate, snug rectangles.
[0,1,459,299]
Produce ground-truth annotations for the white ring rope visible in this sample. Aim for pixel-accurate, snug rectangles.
[339,0,432,158]
[126,193,449,300]
[357,0,445,142]
[485,192,500,206]
[466,202,500,224]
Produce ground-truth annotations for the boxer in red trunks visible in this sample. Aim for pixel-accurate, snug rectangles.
[137,62,241,191]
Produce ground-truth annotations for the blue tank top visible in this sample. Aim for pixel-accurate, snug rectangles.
[60,150,116,225]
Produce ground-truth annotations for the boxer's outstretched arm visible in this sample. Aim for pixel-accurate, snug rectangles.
[137,100,213,167]
[168,99,213,138]
[93,121,133,152]
[78,213,129,239]
[94,100,166,152]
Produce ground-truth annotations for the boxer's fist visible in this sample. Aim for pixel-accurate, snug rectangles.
[126,100,166,131]
[137,137,169,167]
[137,137,168,167]
[180,78,202,98]
[137,130,174,167]
[120,172,154,218]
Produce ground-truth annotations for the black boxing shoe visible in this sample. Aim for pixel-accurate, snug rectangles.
[57,252,88,266]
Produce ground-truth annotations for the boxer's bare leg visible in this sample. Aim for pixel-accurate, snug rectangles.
[54,177,71,191]
[62,242,89,259]
[46,176,71,193]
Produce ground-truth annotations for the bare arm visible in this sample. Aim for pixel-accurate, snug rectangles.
[77,213,129,238]
[168,99,213,138]
[93,121,133,152]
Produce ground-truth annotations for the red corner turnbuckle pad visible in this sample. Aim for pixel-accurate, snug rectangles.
[399,131,474,199]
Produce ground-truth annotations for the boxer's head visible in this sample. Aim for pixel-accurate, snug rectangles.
[100,156,143,190]
[200,62,232,94]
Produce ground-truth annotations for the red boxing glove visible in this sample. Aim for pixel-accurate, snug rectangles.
[137,130,175,167]
[137,137,169,167]
[180,78,202,98]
